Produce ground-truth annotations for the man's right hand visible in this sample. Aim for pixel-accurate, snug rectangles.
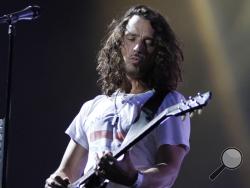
[45,174,70,188]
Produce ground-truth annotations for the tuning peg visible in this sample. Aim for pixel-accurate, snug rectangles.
[181,99,186,104]
[181,115,186,121]
[197,92,204,98]
[189,112,194,118]
[198,109,203,115]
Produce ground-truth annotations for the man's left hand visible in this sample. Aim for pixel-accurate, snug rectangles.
[95,151,138,186]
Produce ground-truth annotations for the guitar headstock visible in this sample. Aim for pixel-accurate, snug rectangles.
[169,91,212,117]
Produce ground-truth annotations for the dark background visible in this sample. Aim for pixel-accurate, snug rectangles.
[0,1,249,188]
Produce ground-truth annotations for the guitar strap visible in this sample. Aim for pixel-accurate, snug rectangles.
[141,90,168,120]
[121,90,168,147]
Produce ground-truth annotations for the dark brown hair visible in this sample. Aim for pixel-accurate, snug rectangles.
[97,5,183,96]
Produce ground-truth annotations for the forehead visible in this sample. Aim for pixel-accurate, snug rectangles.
[125,15,155,37]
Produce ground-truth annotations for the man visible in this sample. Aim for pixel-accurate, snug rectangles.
[45,5,190,188]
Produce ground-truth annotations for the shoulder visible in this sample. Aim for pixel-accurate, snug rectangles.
[163,91,185,106]
[78,94,109,115]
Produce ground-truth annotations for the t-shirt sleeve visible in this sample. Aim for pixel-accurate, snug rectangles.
[65,100,94,150]
[153,91,191,151]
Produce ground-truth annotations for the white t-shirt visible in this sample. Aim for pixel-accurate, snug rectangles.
[66,90,190,188]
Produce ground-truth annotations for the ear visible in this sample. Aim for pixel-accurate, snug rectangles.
[120,39,126,55]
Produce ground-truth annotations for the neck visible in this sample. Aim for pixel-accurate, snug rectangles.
[129,78,149,94]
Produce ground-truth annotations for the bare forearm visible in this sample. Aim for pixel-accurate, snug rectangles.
[56,140,88,182]
[140,163,179,188]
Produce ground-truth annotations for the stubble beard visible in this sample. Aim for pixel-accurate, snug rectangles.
[124,63,142,79]
[123,59,154,81]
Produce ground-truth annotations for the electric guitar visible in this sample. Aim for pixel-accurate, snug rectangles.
[68,91,212,188]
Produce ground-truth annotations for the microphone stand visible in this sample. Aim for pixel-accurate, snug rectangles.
[0,18,16,188]
[0,6,40,188]
[0,5,40,188]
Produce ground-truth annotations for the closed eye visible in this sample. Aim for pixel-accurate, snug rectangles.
[125,34,136,41]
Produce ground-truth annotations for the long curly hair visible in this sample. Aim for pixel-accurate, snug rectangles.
[97,5,183,96]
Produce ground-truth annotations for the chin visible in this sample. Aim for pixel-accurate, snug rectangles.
[127,71,144,80]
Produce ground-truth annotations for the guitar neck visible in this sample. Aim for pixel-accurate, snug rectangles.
[113,107,174,158]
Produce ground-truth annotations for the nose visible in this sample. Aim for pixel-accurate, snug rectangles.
[133,40,145,53]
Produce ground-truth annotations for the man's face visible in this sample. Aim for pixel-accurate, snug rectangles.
[121,15,156,80]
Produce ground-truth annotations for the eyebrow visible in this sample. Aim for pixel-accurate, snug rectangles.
[125,30,154,40]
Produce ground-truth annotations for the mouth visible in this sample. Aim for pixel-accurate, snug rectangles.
[129,55,144,64]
